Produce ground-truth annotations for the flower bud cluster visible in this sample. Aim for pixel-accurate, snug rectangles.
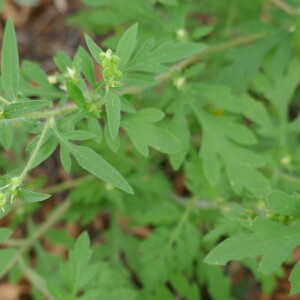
[0,192,6,211]
[99,49,123,88]
[64,67,81,84]
[0,176,20,212]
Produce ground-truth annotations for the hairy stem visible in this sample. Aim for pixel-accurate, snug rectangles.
[41,175,93,194]
[156,32,268,83]
[272,0,300,16]
[18,119,51,184]
[120,32,268,95]
[0,96,10,105]
[0,198,71,279]
[1,239,25,247]
[26,105,77,119]
[279,172,300,189]
[18,258,55,300]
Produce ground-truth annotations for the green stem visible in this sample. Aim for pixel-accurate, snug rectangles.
[18,258,55,300]
[279,173,300,189]
[1,239,25,247]
[261,168,300,190]
[41,175,93,194]
[4,33,268,122]
[18,119,51,184]
[272,0,300,16]
[120,32,268,95]
[0,96,10,105]
[0,198,71,279]
[160,199,195,257]
[156,32,268,83]
[25,105,77,119]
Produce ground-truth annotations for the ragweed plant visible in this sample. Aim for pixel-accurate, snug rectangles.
[1,0,300,299]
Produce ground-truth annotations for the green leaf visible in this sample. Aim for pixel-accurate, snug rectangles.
[17,188,51,202]
[80,288,136,300]
[122,109,181,156]
[140,221,199,290]
[191,25,214,40]
[204,217,300,274]
[85,34,103,62]
[53,128,132,193]
[266,190,300,217]
[61,130,95,141]
[239,94,275,137]
[68,231,93,291]
[205,265,233,300]
[70,145,133,194]
[1,19,19,101]
[3,100,51,119]
[195,109,269,196]
[87,115,102,143]
[27,135,57,168]
[218,33,280,92]
[105,91,121,139]
[125,108,164,123]
[104,123,120,152]
[116,23,138,69]
[0,249,18,271]
[66,82,88,110]
[168,116,190,170]
[21,61,62,100]
[76,47,96,87]
[0,228,13,243]
[126,40,206,73]
[0,122,13,149]
[48,231,99,298]
[134,198,181,226]
[290,261,300,295]
[53,52,73,73]
[170,274,201,300]
[253,58,300,116]
[149,0,178,5]
[60,145,72,172]
[141,286,174,300]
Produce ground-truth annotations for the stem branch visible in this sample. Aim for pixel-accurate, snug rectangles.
[0,198,71,279]
[18,258,55,300]
[18,119,51,183]
[120,32,268,95]
[272,0,300,16]
[41,175,93,194]
[0,96,10,105]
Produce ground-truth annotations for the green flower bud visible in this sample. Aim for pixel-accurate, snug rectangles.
[111,55,120,64]
[0,193,6,212]
[114,70,123,79]
[99,52,106,60]
[99,49,123,88]
[64,67,80,84]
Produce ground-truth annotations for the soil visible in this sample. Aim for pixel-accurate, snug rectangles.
[1,0,84,72]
